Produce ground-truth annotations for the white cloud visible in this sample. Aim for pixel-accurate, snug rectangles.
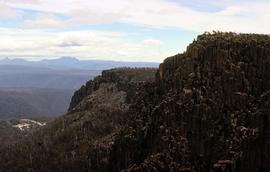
[6,0,40,4]
[21,11,123,29]
[58,39,83,47]
[1,0,269,62]
[22,14,64,28]
[0,28,168,62]
[0,2,22,18]
[142,39,162,46]
[7,0,270,33]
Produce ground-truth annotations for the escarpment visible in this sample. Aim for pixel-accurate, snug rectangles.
[116,32,270,172]
[0,32,270,172]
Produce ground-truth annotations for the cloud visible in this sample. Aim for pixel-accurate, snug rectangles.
[0,2,22,18]
[118,0,270,33]
[67,9,124,25]
[7,0,270,33]
[0,28,168,62]
[58,41,83,47]
[22,14,64,29]
[5,0,40,4]
[142,39,162,46]
[21,11,123,29]
[58,37,84,47]
[1,0,269,62]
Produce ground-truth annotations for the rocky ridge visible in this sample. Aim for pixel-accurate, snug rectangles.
[69,68,156,111]
[118,32,270,172]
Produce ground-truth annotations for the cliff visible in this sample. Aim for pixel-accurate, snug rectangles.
[117,32,270,172]
[0,32,270,172]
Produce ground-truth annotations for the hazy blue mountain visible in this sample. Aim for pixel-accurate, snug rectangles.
[0,57,159,70]
[0,65,100,90]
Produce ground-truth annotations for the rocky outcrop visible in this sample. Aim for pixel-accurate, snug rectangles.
[115,32,270,172]
[69,68,157,111]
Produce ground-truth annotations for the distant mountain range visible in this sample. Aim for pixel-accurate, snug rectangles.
[0,57,158,120]
[0,65,100,90]
[0,57,158,92]
[0,57,159,70]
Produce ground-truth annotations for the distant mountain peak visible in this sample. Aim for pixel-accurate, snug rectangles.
[2,57,11,61]
[0,57,158,70]
[0,58,28,64]
[59,56,79,61]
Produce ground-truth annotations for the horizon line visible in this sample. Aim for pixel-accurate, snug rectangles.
[0,56,161,63]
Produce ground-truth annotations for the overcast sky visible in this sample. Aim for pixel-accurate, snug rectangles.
[0,0,269,62]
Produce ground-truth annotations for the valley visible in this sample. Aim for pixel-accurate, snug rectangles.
[0,87,74,119]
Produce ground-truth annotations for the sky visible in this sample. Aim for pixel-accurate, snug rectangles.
[0,0,269,62]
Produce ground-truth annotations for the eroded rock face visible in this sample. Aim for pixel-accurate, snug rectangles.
[115,32,270,172]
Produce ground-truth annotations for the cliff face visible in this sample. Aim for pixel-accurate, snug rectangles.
[117,32,270,172]
[0,32,270,172]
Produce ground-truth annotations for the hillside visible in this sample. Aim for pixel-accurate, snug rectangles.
[0,32,270,172]
[0,67,157,171]
[0,119,45,143]
[0,87,74,119]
